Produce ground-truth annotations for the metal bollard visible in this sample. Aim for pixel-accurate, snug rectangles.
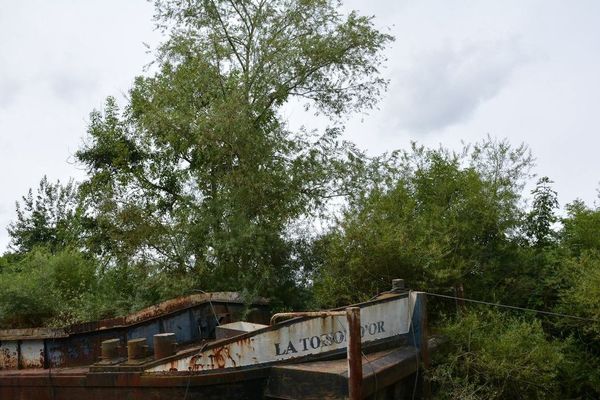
[127,338,148,361]
[100,338,121,361]
[392,278,405,291]
[153,333,177,360]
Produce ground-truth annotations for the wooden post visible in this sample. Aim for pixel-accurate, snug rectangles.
[419,294,431,400]
[346,307,362,400]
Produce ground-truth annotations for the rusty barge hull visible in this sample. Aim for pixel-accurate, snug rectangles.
[0,292,270,370]
[0,342,428,400]
[0,287,430,400]
[0,368,269,400]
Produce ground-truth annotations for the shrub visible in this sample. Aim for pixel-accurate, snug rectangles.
[431,310,565,400]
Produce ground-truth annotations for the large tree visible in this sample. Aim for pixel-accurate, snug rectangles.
[76,0,392,296]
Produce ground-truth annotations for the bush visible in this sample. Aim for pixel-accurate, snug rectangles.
[0,247,209,328]
[556,251,600,340]
[0,247,96,328]
[431,310,565,400]
[0,263,57,327]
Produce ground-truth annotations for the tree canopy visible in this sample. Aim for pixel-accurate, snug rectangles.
[74,0,392,299]
[7,176,84,254]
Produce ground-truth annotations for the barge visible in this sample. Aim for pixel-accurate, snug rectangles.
[0,280,431,399]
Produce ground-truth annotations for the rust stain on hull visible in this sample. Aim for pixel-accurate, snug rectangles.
[0,341,18,370]
[0,292,270,371]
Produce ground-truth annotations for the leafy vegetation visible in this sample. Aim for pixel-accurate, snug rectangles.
[74,0,391,305]
[311,140,532,307]
[431,310,566,400]
[7,176,84,254]
[1,1,599,399]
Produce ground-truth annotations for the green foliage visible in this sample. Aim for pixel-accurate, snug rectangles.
[469,178,562,311]
[0,248,95,328]
[524,177,559,247]
[312,139,533,307]
[562,200,600,255]
[0,253,19,272]
[152,0,392,118]
[75,0,392,302]
[0,265,56,328]
[7,176,85,254]
[555,251,600,340]
[431,310,565,400]
[70,263,160,322]
[557,339,600,399]
[0,247,208,327]
[1,2,600,398]
[308,138,600,399]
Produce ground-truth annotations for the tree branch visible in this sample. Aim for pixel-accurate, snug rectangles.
[209,0,247,74]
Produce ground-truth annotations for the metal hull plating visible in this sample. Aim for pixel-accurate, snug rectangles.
[0,289,429,400]
[146,292,418,373]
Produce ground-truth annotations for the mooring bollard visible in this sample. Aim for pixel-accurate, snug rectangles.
[127,338,148,361]
[100,338,121,361]
[153,333,177,360]
[392,278,405,291]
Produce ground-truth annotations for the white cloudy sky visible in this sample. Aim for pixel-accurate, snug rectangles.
[1,0,599,252]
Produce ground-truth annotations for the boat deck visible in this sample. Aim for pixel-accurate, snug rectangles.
[0,344,425,400]
[265,346,421,400]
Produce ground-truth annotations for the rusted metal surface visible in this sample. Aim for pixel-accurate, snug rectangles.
[264,335,444,400]
[270,311,346,325]
[346,307,362,400]
[265,346,420,400]
[216,322,268,340]
[0,340,45,369]
[268,308,363,399]
[0,341,18,370]
[119,292,267,327]
[0,292,270,371]
[101,339,121,361]
[0,284,434,400]
[46,330,128,368]
[146,293,416,373]
[153,333,177,360]
[128,338,149,361]
[0,342,437,400]
[392,279,405,290]
[0,292,268,339]
[70,292,268,334]
[0,368,268,400]
[0,328,68,341]
[20,340,45,369]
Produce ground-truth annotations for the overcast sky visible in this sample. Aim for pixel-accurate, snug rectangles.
[1,0,599,252]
